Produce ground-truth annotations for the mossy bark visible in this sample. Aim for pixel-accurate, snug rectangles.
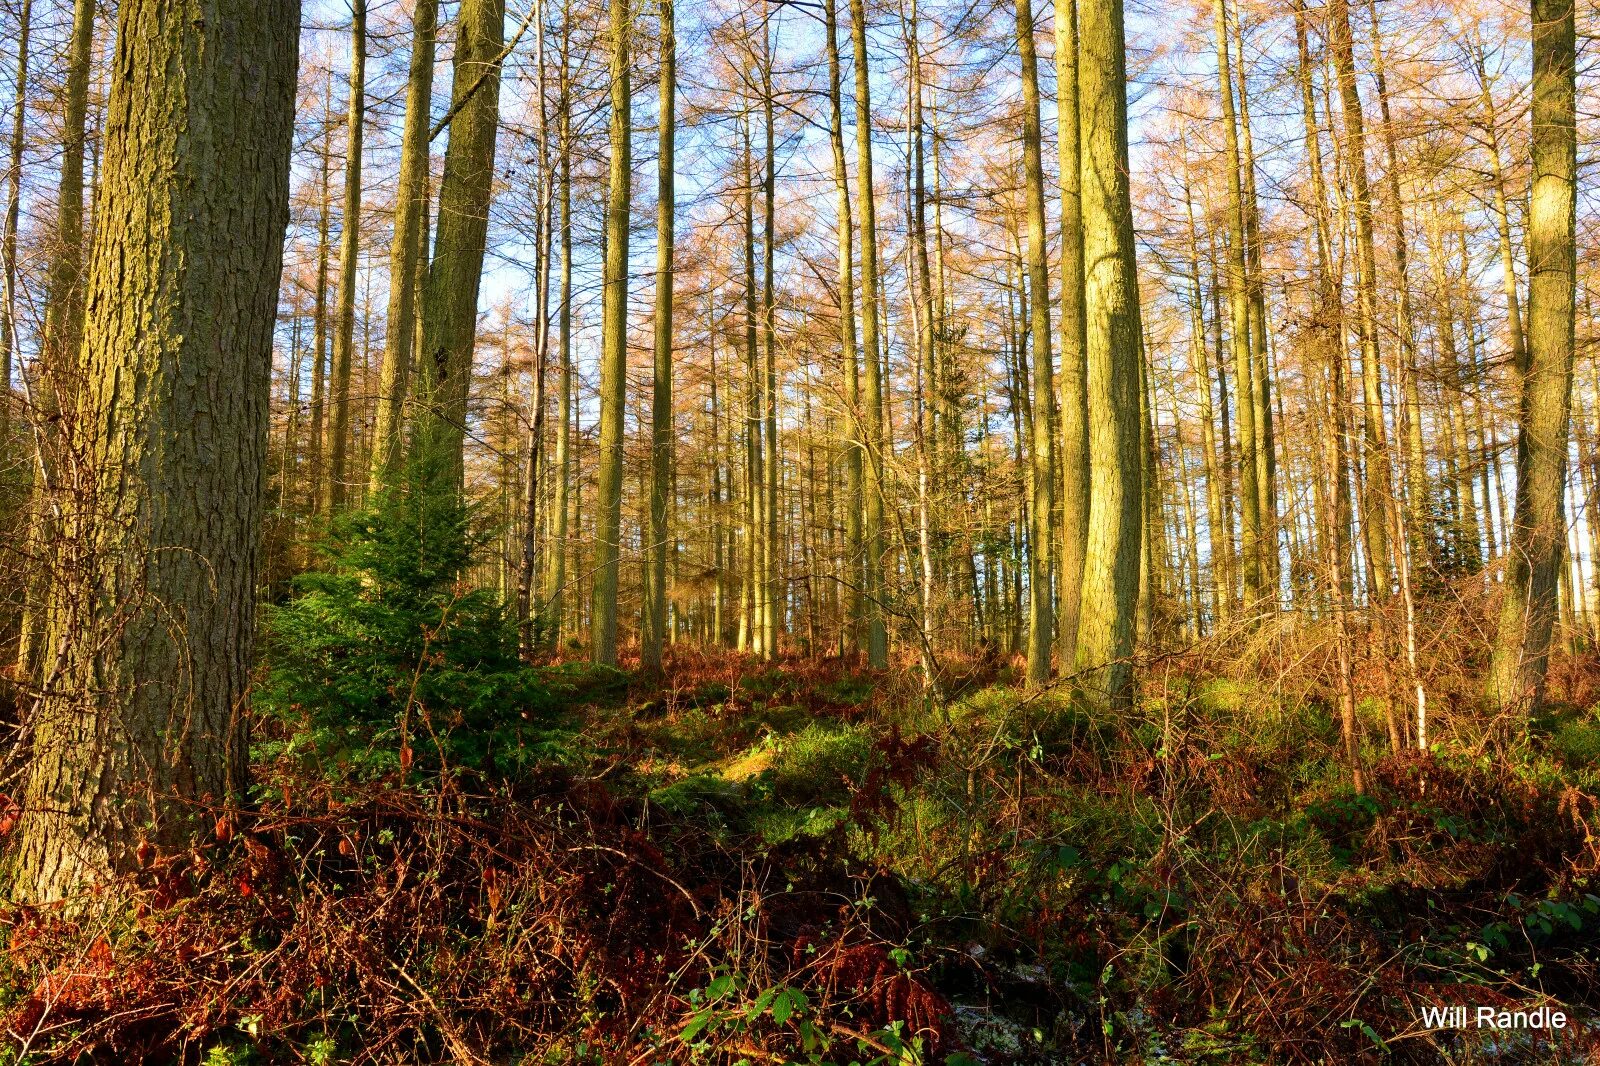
[1073,0,1142,707]
[1488,0,1575,711]
[13,0,299,904]
[411,0,505,491]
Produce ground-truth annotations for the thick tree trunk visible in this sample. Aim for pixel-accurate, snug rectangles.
[1488,0,1575,712]
[1073,0,1142,706]
[13,0,299,904]
[412,0,504,490]
[589,0,630,665]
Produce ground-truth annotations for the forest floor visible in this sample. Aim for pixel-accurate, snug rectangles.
[5,645,1600,1064]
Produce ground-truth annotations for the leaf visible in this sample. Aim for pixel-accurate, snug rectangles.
[681,1007,715,1044]
[771,988,796,1026]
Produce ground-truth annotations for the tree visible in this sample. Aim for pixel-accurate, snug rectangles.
[1015,0,1053,685]
[1072,0,1141,706]
[1488,0,1575,712]
[849,0,888,668]
[12,0,300,904]
[368,0,438,493]
[823,0,863,656]
[1055,0,1088,669]
[1211,0,1261,610]
[643,0,676,675]
[590,0,631,666]
[324,0,367,514]
[0,0,29,435]
[411,0,505,489]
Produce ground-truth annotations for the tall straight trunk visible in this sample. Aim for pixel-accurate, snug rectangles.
[1364,0,1423,541]
[412,0,505,488]
[309,79,334,511]
[1212,0,1262,608]
[908,0,938,685]
[1055,0,1088,665]
[1488,0,1575,711]
[369,0,437,492]
[1476,45,1528,382]
[1180,157,1227,626]
[0,0,30,434]
[324,0,366,514]
[542,21,573,648]
[40,0,96,378]
[589,0,629,665]
[1295,0,1359,773]
[14,0,91,680]
[850,0,888,667]
[738,113,759,653]
[280,314,304,511]
[823,0,862,655]
[14,0,298,904]
[1329,0,1394,601]
[760,14,779,658]
[1074,0,1142,705]
[518,0,555,657]
[642,0,675,675]
[707,287,726,643]
[1230,6,1275,596]
[1015,0,1054,685]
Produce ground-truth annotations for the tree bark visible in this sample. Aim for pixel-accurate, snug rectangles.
[324,0,366,514]
[411,0,505,490]
[850,0,888,667]
[1488,0,1575,712]
[14,0,299,904]
[1211,0,1262,609]
[642,0,675,675]
[1054,0,1088,668]
[589,0,630,665]
[1073,0,1142,706]
[368,0,437,493]
[1015,0,1054,686]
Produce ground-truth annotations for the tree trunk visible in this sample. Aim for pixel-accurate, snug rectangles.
[411,0,505,489]
[589,0,630,665]
[1329,0,1394,603]
[542,18,573,650]
[0,0,30,438]
[1073,0,1142,706]
[1015,0,1054,685]
[850,0,888,668]
[1211,0,1262,609]
[13,0,299,904]
[642,0,675,675]
[368,0,437,493]
[1055,0,1088,668]
[823,0,863,657]
[324,0,366,514]
[1488,0,1575,712]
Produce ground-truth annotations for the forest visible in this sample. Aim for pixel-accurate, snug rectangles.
[0,0,1596,1061]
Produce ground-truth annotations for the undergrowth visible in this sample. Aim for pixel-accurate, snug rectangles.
[4,635,1600,1063]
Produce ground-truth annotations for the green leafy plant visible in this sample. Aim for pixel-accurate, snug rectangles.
[257,455,552,776]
